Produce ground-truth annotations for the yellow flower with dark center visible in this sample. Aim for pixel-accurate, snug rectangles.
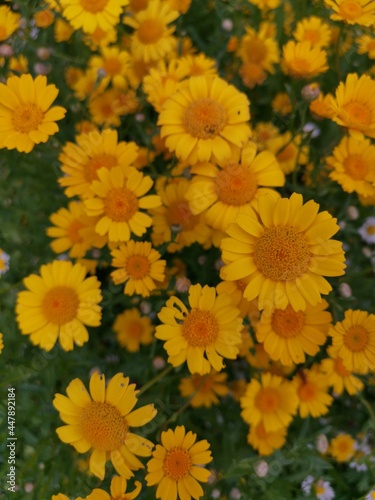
[84,165,161,242]
[110,240,166,297]
[145,425,212,500]
[247,421,287,456]
[113,308,154,352]
[330,73,375,139]
[177,54,218,78]
[256,300,332,366]
[240,372,298,432]
[326,135,375,197]
[0,6,20,42]
[281,41,328,79]
[293,368,333,418]
[155,283,242,374]
[124,0,179,63]
[329,434,357,462]
[179,369,229,408]
[60,0,128,34]
[220,192,346,312]
[53,372,157,480]
[294,16,332,47]
[158,75,251,165]
[16,260,102,351]
[329,309,375,374]
[324,0,375,26]
[0,74,66,153]
[320,351,364,395]
[357,34,375,58]
[239,25,280,74]
[89,46,131,90]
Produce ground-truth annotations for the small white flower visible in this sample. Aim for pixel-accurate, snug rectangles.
[365,489,375,500]
[359,217,375,244]
[222,19,233,31]
[0,249,10,275]
[314,479,335,500]
[254,459,269,477]
[301,475,314,494]
[338,283,352,298]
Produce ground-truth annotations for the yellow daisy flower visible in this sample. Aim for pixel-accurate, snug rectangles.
[240,372,298,432]
[83,25,118,50]
[247,422,287,456]
[293,16,332,47]
[220,192,346,312]
[324,0,375,26]
[247,0,281,9]
[179,369,229,408]
[52,495,73,500]
[86,476,142,500]
[216,278,260,319]
[320,352,364,395]
[16,260,102,352]
[89,88,131,128]
[271,93,293,116]
[59,129,139,199]
[155,283,243,374]
[281,41,328,79]
[0,332,4,354]
[357,34,375,59]
[266,132,309,174]
[330,73,375,139]
[309,92,335,119]
[238,25,280,74]
[0,6,20,42]
[145,425,213,500]
[33,8,55,28]
[89,46,131,90]
[255,300,332,366]
[328,309,375,374]
[326,135,375,197]
[177,53,218,78]
[186,142,284,233]
[54,18,75,42]
[329,434,356,462]
[158,75,251,165]
[293,368,333,418]
[53,372,157,480]
[0,74,66,153]
[113,307,154,352]
[124,0,179,63]
[60,0,128,34]
[110,240,166,296]
[84,166,161,242]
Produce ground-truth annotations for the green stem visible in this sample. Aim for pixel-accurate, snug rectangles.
[358,395,375,428]
[138,364,174,395]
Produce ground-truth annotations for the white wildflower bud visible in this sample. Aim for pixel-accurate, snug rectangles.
[339,282,352,298]
[230,487,241,499]
[301,83,320,102]
[362,247,372,258]
[175,276,191,293]
[36,47,51,60]
[34,62,51,75]
[212,489,221,499]
[0,44,14,57]
[214,258,224,270]
[140,300,152,314]
[24,483,34,493]
[346,205,359,220]
[152,356,166,370]
[135,113,145,122]
[316,434,329,454]
[222,19,233,31]
[254,459,269,477]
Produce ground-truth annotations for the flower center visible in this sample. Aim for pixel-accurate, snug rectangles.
[79,0,109,13]
[129,0,149,12]
[104,187,139,222]
[191,374,214,392]
[215,163,258,206]
[343,101,371,126]
[103,57,123,76]
[334,356,350,377]
[344,155,368,180]
[80,401,128,451]
[339,0,362,20]
[298,381,317,402]
[126,255,150,279]
[42,286,79,325]
[84,154,118,183]
[127,321,144,338]
[303,30,320,44]
[245,39,268,63]
[137,19,164,44]
[163,447,192,480]
[255,387,281,412]
[271,306,305,338]
[167,200,198,230]
[67,220,84,243]
[254,226,310,281]
[183,97,227,140]
[12,103,44,134]
[290,58,311,75]
[344,325,369,352]
[315,485,325,495]
[182,309,219,347]
[366,224,375,235]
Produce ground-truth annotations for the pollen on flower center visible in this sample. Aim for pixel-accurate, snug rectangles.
[246,39,268,63]
[344,155,368,180]
[344,325,369,351]
[182,309,219,347]
[67,220,84,243]
[163,447,192,480]
[339,0,362,19]
[343,101,371,125]
[127,321,144,338]
[291,58,310,74]
[80,401,128,451]
[137,19,164,44]
[254,226,311,281]
[84,154,118,183]
[79,0,109,13]
[255,388,281,412]
[12,103,44,133]
[126,255,151,279]
[271,306,305,338]
[183,98,227,140]
[304,30,320,44]
[42,286,79,325]
[103,57,123,76]
[215,163,258,205]
[104,187,138,222]
[298,381,316,401]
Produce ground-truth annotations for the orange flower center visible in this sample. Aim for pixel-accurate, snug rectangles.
[182,309,219,347]
[42,286,79,325]
[303,30,320,44]
[367,40,375,52]
[244,38,268,64]
[104,187,138,222]
[84,153,118,182]
[254,226,310,281]
[290,58,311,76]
[255,422,268,438]
[12,103,44,134]
[67,220,84,243]
[103,57,123,76]
[334,356,350,377]
[137,19,164,44]
[271,306,305,338]
[80,401,128,451]
[0,26,7,41]
[255,387,281,412]
[298,381,317,402]
[79,0,109,13]
[191,373,215,393]
[344,325,369,352]
[215,163,258,205]
[163,447,192,480]
[343,101,371,126]
[344,154,368,180]
[126,255,150,279]
[339,0,362,20]
[167,200,198,230]
[183,97,227,140]
[315,485,325,495]
[129,0,150,12]
[366,225,375,235]
[127,320,144,338]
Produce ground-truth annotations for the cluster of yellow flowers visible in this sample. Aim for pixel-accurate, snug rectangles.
[1,0,375,498]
